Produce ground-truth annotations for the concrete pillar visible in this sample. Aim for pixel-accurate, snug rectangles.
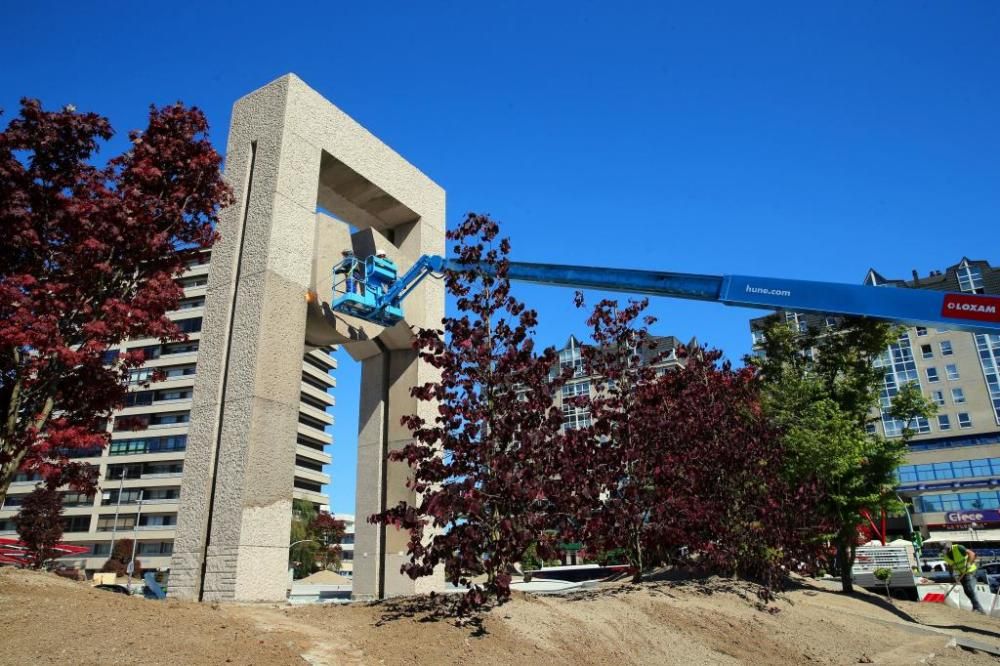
[169,74,444,602]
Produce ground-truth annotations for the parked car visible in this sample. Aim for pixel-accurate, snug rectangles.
[975,562,1000,593]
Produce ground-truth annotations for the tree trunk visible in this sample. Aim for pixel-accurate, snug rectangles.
[0,394,55,503]
[630,528,644,583]
[837,536,854,594]
[0,447,30,505]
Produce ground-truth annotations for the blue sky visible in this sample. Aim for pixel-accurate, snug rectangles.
[4,2,999,515]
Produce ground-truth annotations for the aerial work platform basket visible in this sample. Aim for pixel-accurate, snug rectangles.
[330,252,405,327]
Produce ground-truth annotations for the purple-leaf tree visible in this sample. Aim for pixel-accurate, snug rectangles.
[13,485,64,569]
[371,213,564,613]
[642,349,827,592]
[0,99,231,501]
[560,295,666,583]
[563,295,825,591]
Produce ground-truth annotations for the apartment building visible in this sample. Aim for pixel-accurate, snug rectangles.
[333,513,355,577]
[0,249,337,575]
[749,258,1000,543]
[552,333,693,430]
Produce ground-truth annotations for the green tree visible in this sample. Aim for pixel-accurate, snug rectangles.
[289,499,320,580]
[753,315,933,593]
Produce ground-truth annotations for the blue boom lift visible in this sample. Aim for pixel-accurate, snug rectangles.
[329,252,1000,334]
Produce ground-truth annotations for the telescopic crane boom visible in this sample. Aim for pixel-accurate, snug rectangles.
[329,253,1000,335]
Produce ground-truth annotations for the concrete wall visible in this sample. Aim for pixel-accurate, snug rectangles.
[169,74,444,602]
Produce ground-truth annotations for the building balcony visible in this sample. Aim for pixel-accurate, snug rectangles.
[101,498,179,507]
[182,261,210,278]
[145,420,191,431]
[306,349,337,371]
[301,362,334,387]
[7,478,41,488]
[294,467,331,487]
[300,381,335,407]
[292,488,329,506]
[118,400,193,417]
[297,423,332,445]
[142,353,199,369]
[127,330,202,349]
[106,475,183,490]
[299,402,333,426]
[296,444,332,466]
[113,425,189,441]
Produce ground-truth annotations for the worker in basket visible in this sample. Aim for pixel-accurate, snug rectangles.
[940,540,985,614]
[334,250,364,296]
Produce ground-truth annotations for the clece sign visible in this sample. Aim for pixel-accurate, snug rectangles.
[945,509,1000,524]
[941,293,1000,323]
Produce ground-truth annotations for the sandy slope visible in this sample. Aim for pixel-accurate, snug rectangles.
[2,568,999,665]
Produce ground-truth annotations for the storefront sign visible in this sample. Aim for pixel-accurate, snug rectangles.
[945,510,1000,524]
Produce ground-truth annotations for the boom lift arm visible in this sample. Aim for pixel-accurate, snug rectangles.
[329,254,1000,334]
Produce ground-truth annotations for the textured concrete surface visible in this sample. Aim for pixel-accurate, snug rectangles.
[169,73,445,602]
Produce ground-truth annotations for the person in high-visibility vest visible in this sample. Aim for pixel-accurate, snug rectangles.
[940,540,985,614]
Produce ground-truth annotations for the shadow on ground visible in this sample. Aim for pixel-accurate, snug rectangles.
[368,593,489,636]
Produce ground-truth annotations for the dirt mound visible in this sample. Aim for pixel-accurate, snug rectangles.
[2,567,999,665]
[0,568,306,665]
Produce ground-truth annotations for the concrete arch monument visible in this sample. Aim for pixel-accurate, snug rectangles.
[168,74,445,602]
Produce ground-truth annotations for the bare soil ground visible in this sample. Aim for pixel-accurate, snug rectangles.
[2,567,999,665]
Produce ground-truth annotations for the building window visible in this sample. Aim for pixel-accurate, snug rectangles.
[974,333,1000,426]
[150,412,190,426]
[945,364,959,380]
[561,381,590,399]
[926,367,939,383]
[931,390,945,407]
[164,365,196,379]
[937,414,951,431]
[138,541,174,555]
[921,344,933,359]
[61,491,95,507]
[139,515,177,528]
[562,404,591,430]
[917,491,1000,513]
[940,340,953,356]
[133,344,161,361]
[176,317,203,333]
[63,516,91,532]
[898,457,1000,483]
[109,435,187,456]
[875,333,930,436]
[179,275,207,288]
[125,391,154,407]
[97,516,135,531]
[958,412,972,429]
[952,388,966,404]
[559,339,585,378]
[958,261,985,294]
[163,341,199,355]
[916,327,928,337]
[129,368,155,385]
